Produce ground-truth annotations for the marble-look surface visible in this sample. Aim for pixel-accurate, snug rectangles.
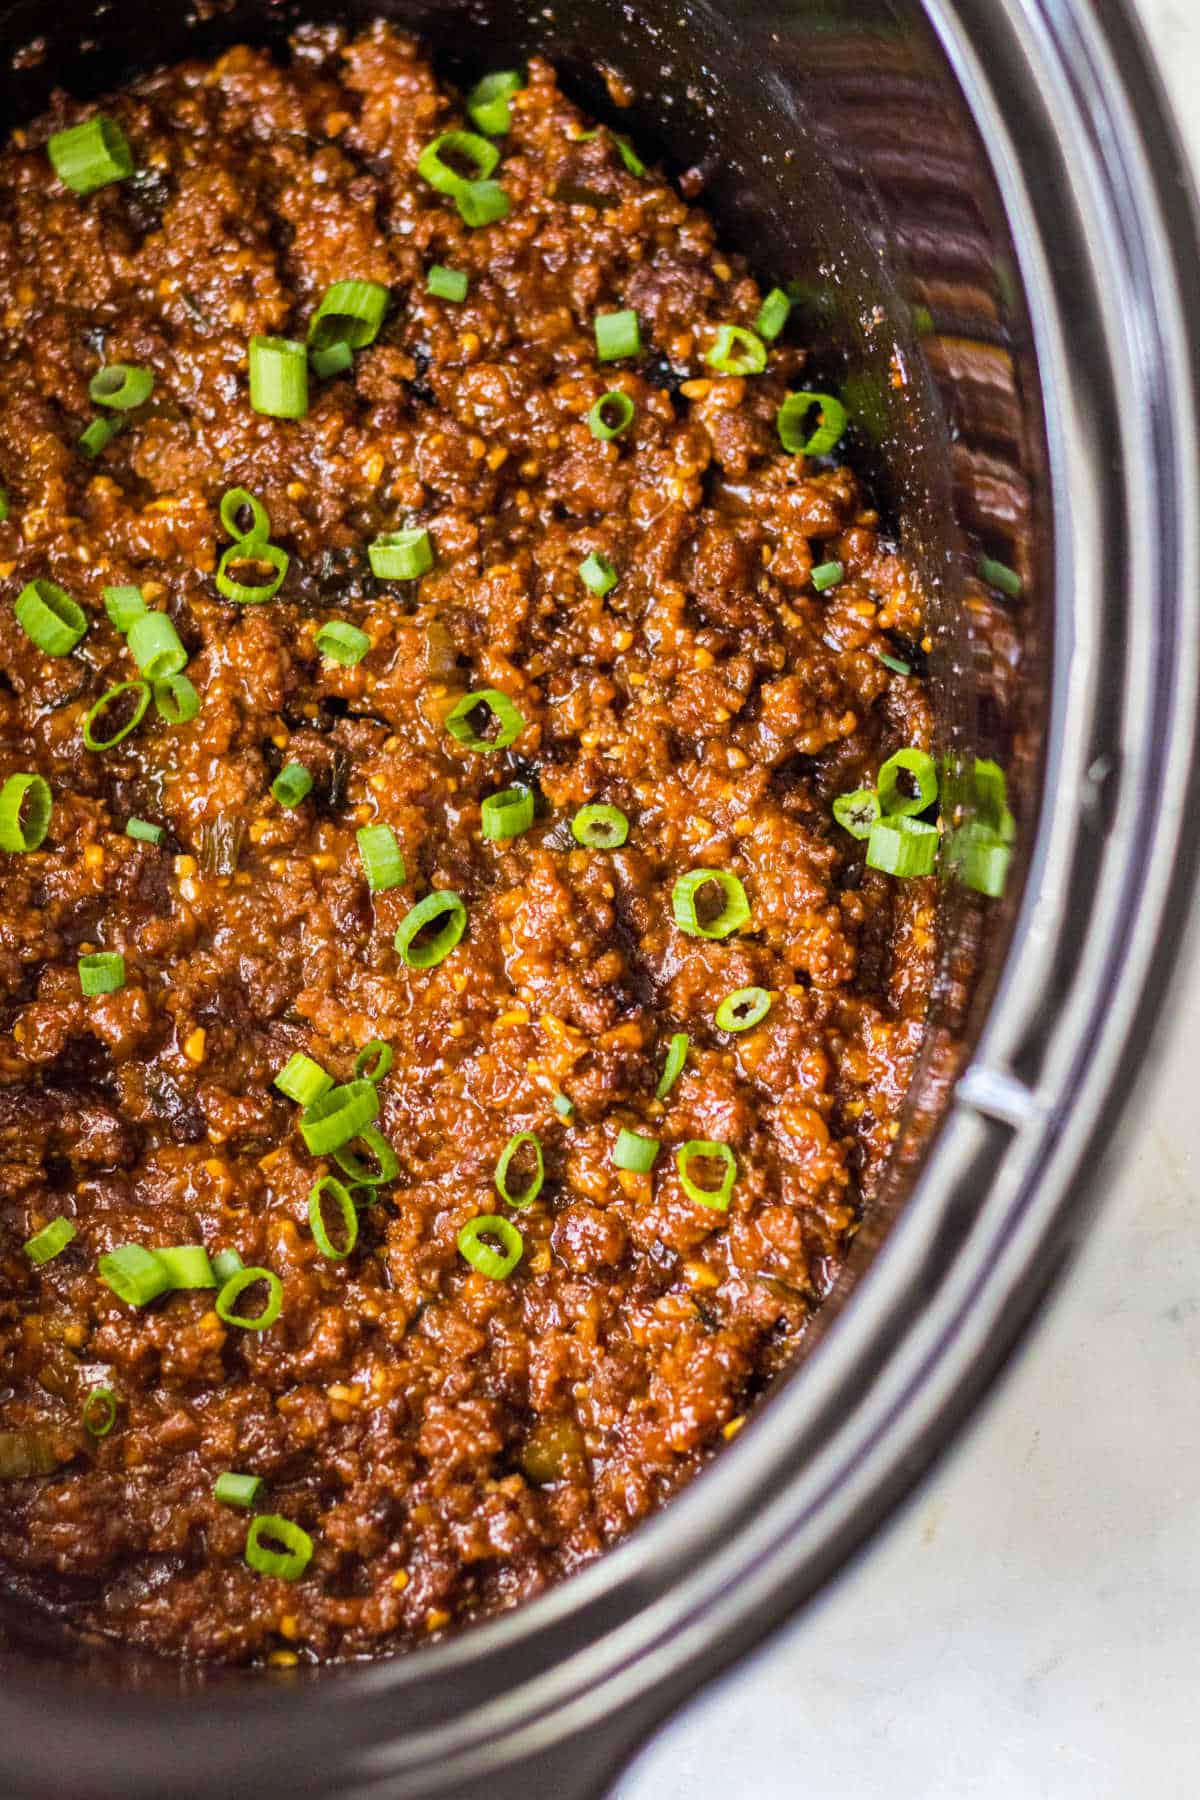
[616,3,1200,1795]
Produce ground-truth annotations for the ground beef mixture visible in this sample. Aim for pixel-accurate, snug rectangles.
[0,23,935,1663]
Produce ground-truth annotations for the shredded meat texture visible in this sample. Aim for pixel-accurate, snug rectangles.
[0,23,935,1663]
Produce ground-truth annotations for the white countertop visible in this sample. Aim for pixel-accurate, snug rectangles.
[617,3,1200,1795]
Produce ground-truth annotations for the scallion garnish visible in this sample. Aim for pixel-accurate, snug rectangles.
[714,987,771,1032]
[124,817,164,845]
[219,487,270,543]
[15,580,87,655]
[79,417,122,459]
[315,619,371,666]
[48,115,134,194]
[866,816,938,877]
[706,324,767,376]
[877,748,938,818]
[270,763,312,809]
[655,1031,688,1099]
[78,951,124,995]
[571,802,628,848]
[832,788,881,840]
[458,180,509,226]
[777,390,847,457]
[466,69,524,135]
[153,1245,216,1289]
[594,309,641,362]
[153,674,199,724]
[587,391,634,439]
[248,336,308,420]
[393,890,467,968]
[89,363,154,411]
[356,822,405,892]
[307,1175,360,1261]
[274,1052,333,1107]
[676,1139,737,1211]
[494,1131,544,1208]
[353,1040,393,1084]
[98,1244,173,1308]
[103,585,147,631]
[578,551,618,596]
[0,772,51,853]
[979,555,1022,599]
[444,687,524,752]
[457,1213,523,1279]
[215,539,289,604]
[23,1217,76,1265]
[82,1387,118,1437]
[214,1471,263,1509]
[127,610,187,680]
[215,1266,283,1331]
[368,528,433,581]
[755,287,792,341]
[671,868,751,939]
[481,782,534,840]
[210,1248,245,1286]
[310,340,353,380]
[299,1079,380,1155]
[417,129,500,193]
[613,1127,660,1172]
[552,1091,574,1121]
[307,280,389,352]
[244,1513,312,1580]
[427,264,469,301]
[810,560,844,592]
[333,1125,398,1186]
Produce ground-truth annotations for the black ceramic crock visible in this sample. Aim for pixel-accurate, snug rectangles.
[1,1,1197,1795]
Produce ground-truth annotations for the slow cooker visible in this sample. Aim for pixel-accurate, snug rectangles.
[1,0,1196,1795]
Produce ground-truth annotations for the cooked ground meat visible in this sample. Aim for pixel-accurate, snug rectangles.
[0,22,935,1664]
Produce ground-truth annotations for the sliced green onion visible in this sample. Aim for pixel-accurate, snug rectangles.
[15,580,87,655]
[274,1052,333,1107]
[153,674,199,724]
[271,762,312,809]
[676,1139,737,1211]
[578,551,618,597]
[971,758,1016,842]
[979,555,1022,599]
[418,130,500,193]
[811,560,844,592]
[125,817,163,844]
[79,418,121,459]
[311,340,353,380]
[82,1387,117,1437]
[494,1131,544,1208]
[427,264,469,301]
[457,180,509,227]
[78,952,124,995]
[248,337,308,420]
[356,823,405,892]
[215,539,289,604]
[587,391,634,440]
[866,815,939,877]
[0,773,51,852]
[394,890,467,968]
[49,116,134,194]
[613,1127,659,1173]
[299,1079,380,1155]
[778,390,848,456]
[833,788,881,840]
[655,1031,688,1099]
[245,1513,312,1580]
[215,1266,283,1331]
[466,69,523,135]
[613,133,646,177]
[715,986,771,1032]
[368,528,433,581]
[755,287,792,341]
[571,802,628,848]
[89,364,153,411]
[214,1471,263,1509]
[457,1213,523,1279]
[307,280,389,352]
[878,651,911,675]
[219,487,270,543]
[308,1176,360,1260]
[210,1248,245,1285]
[103,585,147,631]
[98,1244,172,1308]
[552,1091,574,1121]
[444,688,524,752]
[333,1126,399,1187]
[481,783,534,840]
[671,868,751,939]
[315,619,371,666]
[127,610,186,680]
[953,822,1012,898]
[877,747,938,818]
[595,309,641,362]
[83,680,151,751]
[24,1217,76,1265]
[154,1245,216,1288]
[0,489,8,522]
[354,1041,393,1084]
[706,324,767,376]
